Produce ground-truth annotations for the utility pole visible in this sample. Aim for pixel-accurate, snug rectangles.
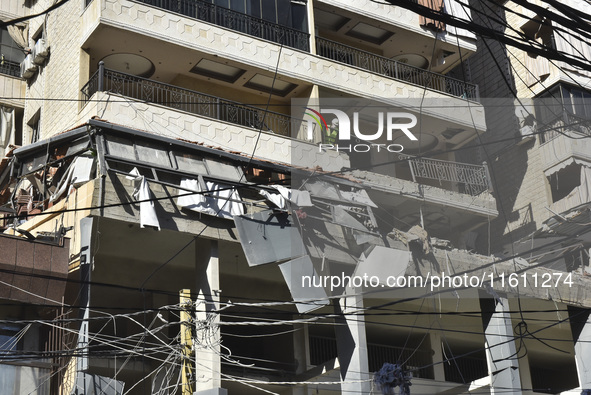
[180,289,194,395]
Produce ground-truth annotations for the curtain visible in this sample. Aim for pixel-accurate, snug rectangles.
[443,0,474,39]
[554,29,591,76]
[419,0,446,32]
[6,24,29,49]
[0,107,15,159]
[177,178,244,219]
[127,168,160,230]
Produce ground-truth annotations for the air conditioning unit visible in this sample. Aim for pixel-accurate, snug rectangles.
[20,54,38,79]
[32,39,49,65]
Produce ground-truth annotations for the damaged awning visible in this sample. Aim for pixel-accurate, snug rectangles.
[544,157,591,176]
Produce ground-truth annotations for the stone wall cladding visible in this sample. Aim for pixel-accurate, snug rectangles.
[91,0,486,131]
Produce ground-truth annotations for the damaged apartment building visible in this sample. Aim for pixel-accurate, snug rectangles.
[1,0,591,394]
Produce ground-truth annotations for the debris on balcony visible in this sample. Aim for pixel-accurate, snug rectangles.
[507,203,591,272]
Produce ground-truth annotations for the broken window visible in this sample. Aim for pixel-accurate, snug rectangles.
[547,162,591,206]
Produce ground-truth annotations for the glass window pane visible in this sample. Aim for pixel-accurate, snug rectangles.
[291,3,307,32]
[105,136,135,159]
[174,153,208,174]
[583,92,591,118]
[230,0,245,13]
[262,0,276,23]
[246,0,261,19]
[204,159,243,181]
[276,0,290,26]
[136,143,171,167]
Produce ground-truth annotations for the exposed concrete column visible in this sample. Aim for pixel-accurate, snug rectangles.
[292,324,311,395]
[334,290,371,394]
[483,297,522,395]
[429,332,446,381]
[518,354,534,395]
[194,239,226,395]
[571,309,591,391]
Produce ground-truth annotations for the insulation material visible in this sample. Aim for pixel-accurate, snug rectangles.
[278,256,329,313]
[333,205,369,232]
[305,180,341,200]
[177,178,244,219]
[0,107,15,159]
[234,210,306,267]
[269,185,313,207]
[49,156,95,203]
[339,189,378,208]
[127,168,160,230]
[258,188,286,209]
[353,246,411,287]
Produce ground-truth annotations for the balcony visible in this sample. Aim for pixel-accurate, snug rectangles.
[539,112,591,173]
[0,60,20,78]
[81,65,303,137]
[398,154,492,196]
[309,335,434,379]
[80,65,350,172]
[316,37,480,101]
[127,0,310,51]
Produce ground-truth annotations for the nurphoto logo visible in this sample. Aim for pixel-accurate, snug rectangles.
[304,107,418,153]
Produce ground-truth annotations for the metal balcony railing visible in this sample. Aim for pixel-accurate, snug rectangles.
[81,64,307,137]
[443,354,488,383]
[315,37,479,101]
[0,60,21,78]
[309,335,434,379]
[131,0,310,51]
[399,154,492,196]
[538,111,591,143]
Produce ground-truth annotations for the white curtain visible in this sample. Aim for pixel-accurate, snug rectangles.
[0,107,15,158]
[269,185,313,207]
[554,29,591,76]
[6,24,29,49]
[178,178,244,219]
[127,168,160,230]
[444,0,475,39]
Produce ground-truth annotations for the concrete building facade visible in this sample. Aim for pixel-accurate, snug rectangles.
[0,0,589,394]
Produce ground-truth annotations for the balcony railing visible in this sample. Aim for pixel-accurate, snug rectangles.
[539,111,591,143]
[81,64,307,137]
[309,335,433,379]
[0,59,21,78]
[316,37,479,101]
[399,154,492,196]
[132,0,310,51]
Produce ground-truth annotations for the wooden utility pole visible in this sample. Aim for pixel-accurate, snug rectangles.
[180,289,194,395]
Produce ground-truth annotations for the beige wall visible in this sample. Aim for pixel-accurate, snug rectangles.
[78,91,350,172]
[84,0,486,131]
[23,0,84,142]
[0,75,25,109]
